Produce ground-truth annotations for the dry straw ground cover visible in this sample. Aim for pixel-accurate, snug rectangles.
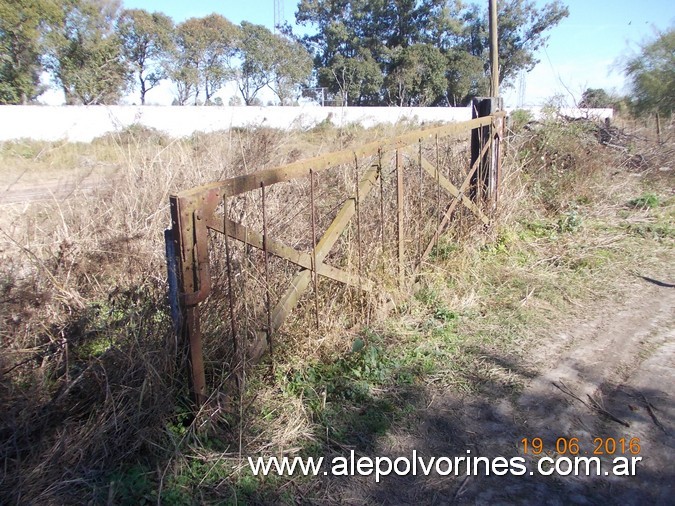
[0,113,673,503]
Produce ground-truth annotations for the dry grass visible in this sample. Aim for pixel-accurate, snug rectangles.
[0,113,673,503]
[0,118,460,502]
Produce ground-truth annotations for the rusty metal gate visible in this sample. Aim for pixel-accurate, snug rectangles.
[167,111,505,404]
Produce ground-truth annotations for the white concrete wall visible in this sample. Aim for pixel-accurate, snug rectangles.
[0,105,471,142]
[0,105,613,143]
[514,107,614,122]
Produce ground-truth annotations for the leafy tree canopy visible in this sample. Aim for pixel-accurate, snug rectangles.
[46,0,130,105]
[296,0,568,105]
[579,88,612,108]
[118,8,174,104]
[170,14,238,105]
[624,27,675,117]
[0,0,60,104]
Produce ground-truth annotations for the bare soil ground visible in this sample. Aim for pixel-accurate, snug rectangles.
[327,267,675,505]
[1,165,115,204]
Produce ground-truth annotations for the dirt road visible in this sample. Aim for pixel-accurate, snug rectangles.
[1,167,114,205]
[330,272,674,505]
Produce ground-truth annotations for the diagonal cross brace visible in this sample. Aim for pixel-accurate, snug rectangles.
[418,156,489,224]
[418,131,494,263]
[269,165,380,332]
[204,216,374,292]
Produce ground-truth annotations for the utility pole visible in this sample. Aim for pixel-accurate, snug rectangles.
[470,0,503,206]
[489,0,499,99]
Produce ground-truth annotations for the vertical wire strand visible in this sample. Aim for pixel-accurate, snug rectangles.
[435,134,441,251]
[354,154,362,294]
[310,170,320,330]
[223,196,239,382]
[417,139,423,263]
[261,182,273,372]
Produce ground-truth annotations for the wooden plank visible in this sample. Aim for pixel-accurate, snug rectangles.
[172,117,493,201]
[269,166,380,332]
[205,216,374,291]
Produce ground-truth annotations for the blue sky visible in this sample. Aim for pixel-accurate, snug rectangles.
[57,0,675,106]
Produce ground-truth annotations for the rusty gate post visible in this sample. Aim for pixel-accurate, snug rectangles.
[169,197,207,406]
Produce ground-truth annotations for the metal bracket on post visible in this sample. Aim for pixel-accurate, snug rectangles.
[169,195,208,406]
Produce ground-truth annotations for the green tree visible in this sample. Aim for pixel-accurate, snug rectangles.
[169,14,238,105]
[296,0,450,104]
[624,27,675,117]
[385,43,447,106]
[444,49,486,105]
[460,0,569,90]
[295,0,568,105]
[236,22,275,105]
[268,35,313,105]
[0,0,60,104]
[118,8,174,105]
[46,0,130,105]
[317,50,383,105]
[579,88,612,108]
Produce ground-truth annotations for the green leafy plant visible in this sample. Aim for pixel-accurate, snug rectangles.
[628,193,660,209]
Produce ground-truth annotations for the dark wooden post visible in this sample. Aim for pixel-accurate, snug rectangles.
[470,97,502,205]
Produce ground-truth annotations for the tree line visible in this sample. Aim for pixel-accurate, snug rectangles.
[2,0,669,113]
[0,0,316,106]
[0,0,575,107]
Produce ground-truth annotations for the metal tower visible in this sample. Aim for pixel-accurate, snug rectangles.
[274,0,284,33]
[517,70,526,108]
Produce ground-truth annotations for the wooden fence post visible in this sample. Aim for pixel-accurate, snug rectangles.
[470,97,503,206]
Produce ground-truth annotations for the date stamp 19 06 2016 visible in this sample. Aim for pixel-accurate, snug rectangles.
[521,437,641,456]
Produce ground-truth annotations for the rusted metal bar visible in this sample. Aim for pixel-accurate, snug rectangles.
[183,210,212,306]
[497,116,504,202]
[491,116,504,206]
[378,149,385,272]
[417,140,423,263]
[310,170,319,330]
[435,135,441,252]
[185,306,206,402]
[419,141,490,263]
[223,197,239,378]
[174,117,493,202]
[396,149,404,288]
[206,215,374,291]
[261,182,273,361]
[269,166,380,333]
[656,112,662,145]
[354,155,363,292]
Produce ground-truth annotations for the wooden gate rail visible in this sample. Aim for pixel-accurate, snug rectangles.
[167,113,505,404]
